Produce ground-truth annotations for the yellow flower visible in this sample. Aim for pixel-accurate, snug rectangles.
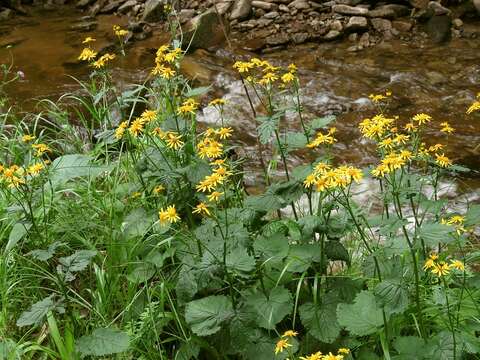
[449,260,465,271]
[431,261,450,277]
[379,137,394,150]
[22,134,35,142]
[423,253,438,270]
[466,100,480,114]
[435,153,452,168]
[153,185,165,194]
[32,143,51,157]
[274,339,292,355]
[78,48,97,61]
[338,348,350,355]
[92,53,116,68]
[306,131,336,148]
[440,122,454,134]
[323,353,344,360]
[288,63,297,73]
[128,118,145,137]
[300,352,322,360]
[158,205,180,225]
[177,98,198,115]
[281,330,298,338]
[428,143,444,152]
[113,25,129,37]
[369,94,387,103]
[1,165,25,187]
[233,61,254,73]
[258,72,278,85]
[115,121,128,139]
[393,134,409,144]
[82,37,96,44]
[281,72,296,84]
[165,132,184,150]
[213,166,232,178]
[413,113,432,125]
[207,191,224,202]
[196,173,224,192]
[197,138,223,159]
[211,158,227,166]
[152,65,176,79]
[216,127,233,139]
[140,110,157,123]
[404,122,417,132]
[27,162,44,176]
[152,127,167,139]
[131,191,142,199]
[192,202,211,216]
[209,98,227,107]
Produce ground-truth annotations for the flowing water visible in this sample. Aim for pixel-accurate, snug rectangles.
[1,7,480,197]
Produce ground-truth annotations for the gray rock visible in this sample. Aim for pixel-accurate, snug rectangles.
[100,0,125,13]
[427,1,450,15]
[324,29,342,40]
[426,14,451,43]
[0,9,13,20]
[118,0,137,13]
[409,0,428,9]
[348,32,358,41]
[266,32,289,45]
[330,19,343,31]
[230,0,251,20]
[291,32,308,43]
[70,21,97,32]
[289,0,310,10]
[368,4,410,19]
[264,11,279,18]
[371,18,392,32]
[212,2,233,15]
[279,4,289,12]
[358,31,370,46]
[142,0,165,22]
[392,20,412,32]
[345,16,368,31]
[183,9,228,49]
[252,0,276,10]
[179,8,195,23]
[332,4,368,16]
[474,0,480,12]
[452,18,463,28]
[76,0,95,8]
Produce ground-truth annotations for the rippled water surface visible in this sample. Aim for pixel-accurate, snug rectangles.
[1,8,480,195]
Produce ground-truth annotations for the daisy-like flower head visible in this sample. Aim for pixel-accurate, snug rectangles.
[192,202,211,216]
[274,338,292,355]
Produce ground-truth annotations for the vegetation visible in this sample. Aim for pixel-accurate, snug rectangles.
[1,25,480,360]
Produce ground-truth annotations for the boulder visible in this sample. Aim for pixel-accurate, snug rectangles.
[427,1,451,15]
[324,29,342,40]
[118,0,137,13]
[392,20,412,32]
[252,0,276,11]
[183,9,228,50]
[76,0,96,8]
[409,0,429,9]
[266,33,289,45]
[289,0,310,10]
[100,0,125,13]
[371,18,392,32]
[426,14,451,43]
[230,0,251,20]
[474,0,480,12]
[368,4,410,19]
[212,1,233,15]
[332,4,368,16]
[345,16,368,31]
[0,8,13,20]
[142,0,165,22]
[179,8,195,23]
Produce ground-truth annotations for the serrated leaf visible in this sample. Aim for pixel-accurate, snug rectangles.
[375,280,409,316]
[57,250,96,282]
[337,291,383,336]
[246,287,292,329]
[49,154,110,187]
[226,248,255,275]
[299,301,340,343]
[325,240,350,263]
[185,86,211,97]
[185,295,234,336]
[257,118,277,144]
[6,222,32,252]
[76,328,130,356]
[127,263,156,284]
[254,232,289,261]
[285,132,308,151]
[16,295,64,327]
[393,336,426,357]
[175,341,200,360]
[284,244,321,273]
[310,115,335,130]
[245,193,284,212]
[417,222,454,247]
[122,208,154,238]
[28,241,64,261]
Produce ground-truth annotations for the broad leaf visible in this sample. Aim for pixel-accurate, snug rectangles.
[325,240,350,263]
[226,248,255,275]
[310,115,335,130]
[254,232,289,262]
[57,250,96,282]
[337,291,383,336]
[28,241,64,261]
[185,295,234,336]
[417,222,453,247]
[6,222,32,252]
[49,154,110,186]
[76,328,130,356]
[246,287,292,329]
[299,301,340,343]
[16,295,64,327]
[127,263,156,284]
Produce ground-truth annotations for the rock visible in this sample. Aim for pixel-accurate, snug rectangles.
[413,7,435,21]
[100,0,125,13]
[426,14,451,43]
[392,20,412,32]
[371,18,392,32]
[142,0,165,22]
[289,0,310,10]
[264,11,279,18]
[183,9,228,50]
[291,32,308,43]
[118,0,137,13]
[324,29,342,40]
[252,0,276,11]
[358,31,370,46]
[474,0,480,12]
[426,70,447,85]
[348,32,358,41]
[330,19,343,31]
[409,0,428,9]
[368,4,410,19]
[0,9,13,20]
[427,1,450,15]
[332,4,368,16]
[452,18,463,28]
[230,0,251,20]
[179,8,195,23]
[70,21,97,32]
[345,16,368,31]
[279,4,288,12]
[76,0,95,8]
[212,1,233,15]
[266,32,289,45]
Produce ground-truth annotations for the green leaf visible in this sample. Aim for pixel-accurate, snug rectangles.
[417,222,454,247]
[325,240,350,263]
[175,341,200,360]
[49,154,110,187]
[76,328,130,357]
[122,208,154,238]
[310,115,335,130]
[257,117,278,144]
[246,287,292,329]
[6,222,32,252]
[393,336,427,358]
[254,232,289,261]
[16,295,64,327]
[185,295,234,336]
[299,301,341,343]
[127,263,156,284]
[245,193,284,212]
[226,248,255,275]
[375,280,409,316]
[57,250,96,282]
[285,132,308,151]
[284,244,321,273]
[337,291,383,336]
[429,331,456,360]
[185,86,211,97]
[27,241,64,261]
[176,264,198,303]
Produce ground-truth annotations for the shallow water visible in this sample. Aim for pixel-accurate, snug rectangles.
[1,7,480,196]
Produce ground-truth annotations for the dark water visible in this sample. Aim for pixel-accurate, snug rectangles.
[1,7,480,196]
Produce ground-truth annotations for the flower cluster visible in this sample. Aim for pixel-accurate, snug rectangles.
[177,98,199,116]
[300,348,350,360]
[151,45,182,79]
[466,92,480,114]
[306,127,337,148]
[233,58,297,87]
[304,163,363,192]
[158,205,180,225]
[423,253,465,277]
[78,37,115,69]
[113,25,128,37]
[197,127,232,159]
[369,90,392,103]
[115,110,158,140]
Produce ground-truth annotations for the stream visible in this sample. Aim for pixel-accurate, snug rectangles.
[1,7,480,200]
